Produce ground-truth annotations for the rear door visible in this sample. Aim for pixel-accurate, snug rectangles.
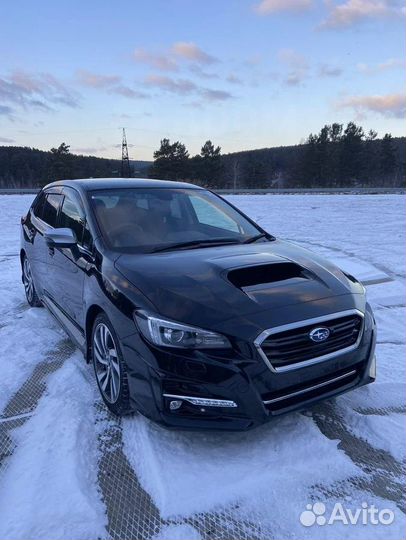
[28,190,63,296]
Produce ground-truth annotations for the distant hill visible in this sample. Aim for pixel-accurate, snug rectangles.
[0,135,404,188]
[216,137,406,189]
[0,146,152,188]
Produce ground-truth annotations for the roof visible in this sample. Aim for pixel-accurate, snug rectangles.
[44,178,203,191]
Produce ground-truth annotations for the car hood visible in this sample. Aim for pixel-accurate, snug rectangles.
[114,239,363,331]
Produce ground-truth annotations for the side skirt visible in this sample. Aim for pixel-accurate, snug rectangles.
[41,294,86,353]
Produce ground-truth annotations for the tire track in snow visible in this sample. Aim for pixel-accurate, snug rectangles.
[309,401,406,512]
[94,405,162,540]
[0,338,76,475]
[287,238,405,281]
[96,408,274,540]
[0,357,108,540]
[353,405,406,416]
[1,338,75,419]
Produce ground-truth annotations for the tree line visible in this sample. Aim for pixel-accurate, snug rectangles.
[149,122,404,188]
[0,121,404,189]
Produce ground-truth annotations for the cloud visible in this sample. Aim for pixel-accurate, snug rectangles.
[0,136,15,143]
[145,74,197,94]
[0,71,79,117]
[133,48,178,71]
[112,143,135,148]
[357,58,404,73]
[278,48,309,85]
[201,89,234,101]
[337,93,405,118]
[254,0,313,15]
[171,42,218,65]
[189,64,219,79]
[319,0,404,29]
[145,73,234,104]
[318,64,343,77]
[133,43,219,85]
[76,70,148,99]
[226,73,243,85]
[76,70,121,88]
[0,105,15,119]
[71,146,108,155]
[111,85,148,99]
[244,55,262,67]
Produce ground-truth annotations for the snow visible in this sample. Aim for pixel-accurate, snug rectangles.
[152,524,202,540]
[0,356,108,540]
[340,411,406,461]
[0,193,405,540]
[122,413,359,518]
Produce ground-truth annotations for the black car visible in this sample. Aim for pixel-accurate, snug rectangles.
[20,178,376,430]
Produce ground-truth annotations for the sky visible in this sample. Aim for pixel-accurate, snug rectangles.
[0,0,405,161]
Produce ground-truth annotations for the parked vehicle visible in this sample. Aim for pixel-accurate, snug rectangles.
[20,179,376,430]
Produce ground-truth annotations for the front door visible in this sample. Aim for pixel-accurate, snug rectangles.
[46,187,92,335]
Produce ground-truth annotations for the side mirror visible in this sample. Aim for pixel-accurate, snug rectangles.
[44,228,77,248]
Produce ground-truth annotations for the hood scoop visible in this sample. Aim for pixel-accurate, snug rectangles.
[228,262,316,301]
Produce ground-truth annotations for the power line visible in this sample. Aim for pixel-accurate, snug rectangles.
[121,128,131,178]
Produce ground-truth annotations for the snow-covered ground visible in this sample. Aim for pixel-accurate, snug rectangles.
[0,194,405,540]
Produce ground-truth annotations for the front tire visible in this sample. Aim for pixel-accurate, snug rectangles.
[91,313,132,416]
[22,256,42,307]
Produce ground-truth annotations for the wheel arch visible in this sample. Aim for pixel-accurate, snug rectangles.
[20,248,26,268]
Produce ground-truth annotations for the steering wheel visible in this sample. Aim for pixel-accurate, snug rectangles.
[108,222,144,247]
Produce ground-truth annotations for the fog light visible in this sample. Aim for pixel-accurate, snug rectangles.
[164,394,237,408]
[169,400,183,411]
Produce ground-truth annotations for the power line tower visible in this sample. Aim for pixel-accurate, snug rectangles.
[121,128,131,178]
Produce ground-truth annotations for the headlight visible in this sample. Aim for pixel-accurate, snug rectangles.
[134,311,231,349]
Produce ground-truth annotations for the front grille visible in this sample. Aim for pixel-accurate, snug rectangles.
[257,311,364,372]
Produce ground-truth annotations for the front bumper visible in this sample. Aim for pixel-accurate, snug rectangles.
[121,305,377,431]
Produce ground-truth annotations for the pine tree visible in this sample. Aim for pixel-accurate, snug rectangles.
[339,122,365,185]
[48,142,72,182]
[150,139,189,180]
[380,134,396,185]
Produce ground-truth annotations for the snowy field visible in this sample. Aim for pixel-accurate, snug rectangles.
[0,194,405,540]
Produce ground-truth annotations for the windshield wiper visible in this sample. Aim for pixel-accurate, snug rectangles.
[242,233,269,244]
[152,238,241,253]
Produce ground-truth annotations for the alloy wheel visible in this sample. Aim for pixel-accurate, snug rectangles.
[93,322,121,403]
[23,258,34,303]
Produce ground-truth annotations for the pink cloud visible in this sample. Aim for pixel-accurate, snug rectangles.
[254,0,313,15]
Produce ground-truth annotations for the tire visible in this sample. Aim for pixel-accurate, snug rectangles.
[22,255,42,307]
[91,312,133,416]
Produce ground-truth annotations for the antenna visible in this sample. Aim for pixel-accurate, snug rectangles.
[121,128,131,178]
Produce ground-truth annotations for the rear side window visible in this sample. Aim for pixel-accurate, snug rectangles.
[42,194,62,227]
[32,192,47,219]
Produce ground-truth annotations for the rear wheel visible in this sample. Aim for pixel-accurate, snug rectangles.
[92,313,132,415]
[22,256,42,307]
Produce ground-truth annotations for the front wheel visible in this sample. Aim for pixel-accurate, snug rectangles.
[22,256,42,307]
[91,313,132,416]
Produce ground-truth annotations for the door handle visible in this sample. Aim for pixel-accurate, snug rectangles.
[48,247,55,257]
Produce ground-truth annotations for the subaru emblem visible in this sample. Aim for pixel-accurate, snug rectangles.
[309,327,330,342]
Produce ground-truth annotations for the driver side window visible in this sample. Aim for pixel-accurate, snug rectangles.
[59,190,92,249]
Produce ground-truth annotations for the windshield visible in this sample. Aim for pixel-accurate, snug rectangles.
[89,188,263,253]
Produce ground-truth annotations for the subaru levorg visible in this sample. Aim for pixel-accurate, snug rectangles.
[20,179,376,430]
